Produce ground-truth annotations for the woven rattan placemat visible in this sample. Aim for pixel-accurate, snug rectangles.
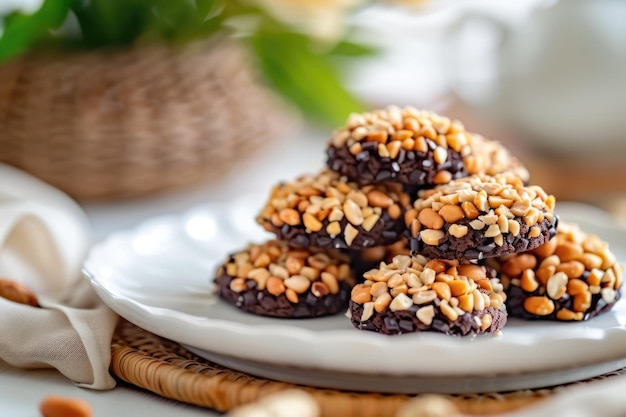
[110,320,626,416]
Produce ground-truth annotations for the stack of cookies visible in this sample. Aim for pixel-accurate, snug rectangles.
[214,106,623,336]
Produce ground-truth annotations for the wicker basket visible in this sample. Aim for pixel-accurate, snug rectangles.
[0,39,292,201]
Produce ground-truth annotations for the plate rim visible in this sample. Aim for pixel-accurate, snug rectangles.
[83,201,626,376]
[182,344,626,394]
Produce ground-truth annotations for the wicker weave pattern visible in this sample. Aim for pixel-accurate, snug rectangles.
[0,40,290,200]
[111,320,607,416]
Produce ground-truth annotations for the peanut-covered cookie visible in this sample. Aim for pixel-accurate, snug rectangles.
[490,222,623,321]
[405,173,557,261]
[326,106,529,187]
[349,254,507,335]
[214,240,354,318]
[257,169,409,249]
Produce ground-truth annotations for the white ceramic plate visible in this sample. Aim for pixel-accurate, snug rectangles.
[182,345,626,394]
[84,200,626,389]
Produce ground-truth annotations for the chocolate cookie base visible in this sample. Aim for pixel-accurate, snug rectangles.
[410,216,559,261]
[506,285,621,321]
[349,251,383,280]
[326,144,468,186]
[349,301,507,336]
[265,211,405,250]
[215,273,352,318]
[402,184,423,203]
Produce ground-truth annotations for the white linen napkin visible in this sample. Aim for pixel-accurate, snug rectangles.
[0,164,118,389]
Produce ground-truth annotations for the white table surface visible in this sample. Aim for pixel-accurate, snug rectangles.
[0,2,549,413]
[0,129,325,416]
[0,366,213,416]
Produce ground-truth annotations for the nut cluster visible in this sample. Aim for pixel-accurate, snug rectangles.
[492,222,623,320]
[350,254,505,330]
[405,173,556,247]
[219,240,353,303]
[330,106,528,183]
[257,169,409,247]
[472,134,530,183]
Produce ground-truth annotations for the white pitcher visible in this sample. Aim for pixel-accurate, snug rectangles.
[446,0,626,159]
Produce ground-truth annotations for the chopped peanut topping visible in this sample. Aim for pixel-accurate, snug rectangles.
[492,222,623,320]
[257,170,408,247]
[352,255,506,327]
[218,240,354,301]
[330,106,529,182]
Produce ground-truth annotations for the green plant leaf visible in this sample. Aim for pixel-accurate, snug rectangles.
[0,0,367,125]
[328,39,378,57]
[249,30,365,127]
[191,0,227,40]
[72,0,150,48]
[150,0,224,44]
[145,0,196,41]
[72,0,225,47]
[0,0,73,62]
[196,0,221,19]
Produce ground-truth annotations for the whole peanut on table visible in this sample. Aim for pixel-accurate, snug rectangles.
[40,395,93,417]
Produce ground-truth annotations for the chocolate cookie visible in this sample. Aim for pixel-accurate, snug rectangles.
[214,240,354,318]
[326,106,529,188]
[489,222,623,321]
[349,254,507,335]
[405,173,557,261]
[349,238,410,278]
[256,169,410,249]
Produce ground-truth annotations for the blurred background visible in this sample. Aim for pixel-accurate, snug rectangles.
[0,0,625,234]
